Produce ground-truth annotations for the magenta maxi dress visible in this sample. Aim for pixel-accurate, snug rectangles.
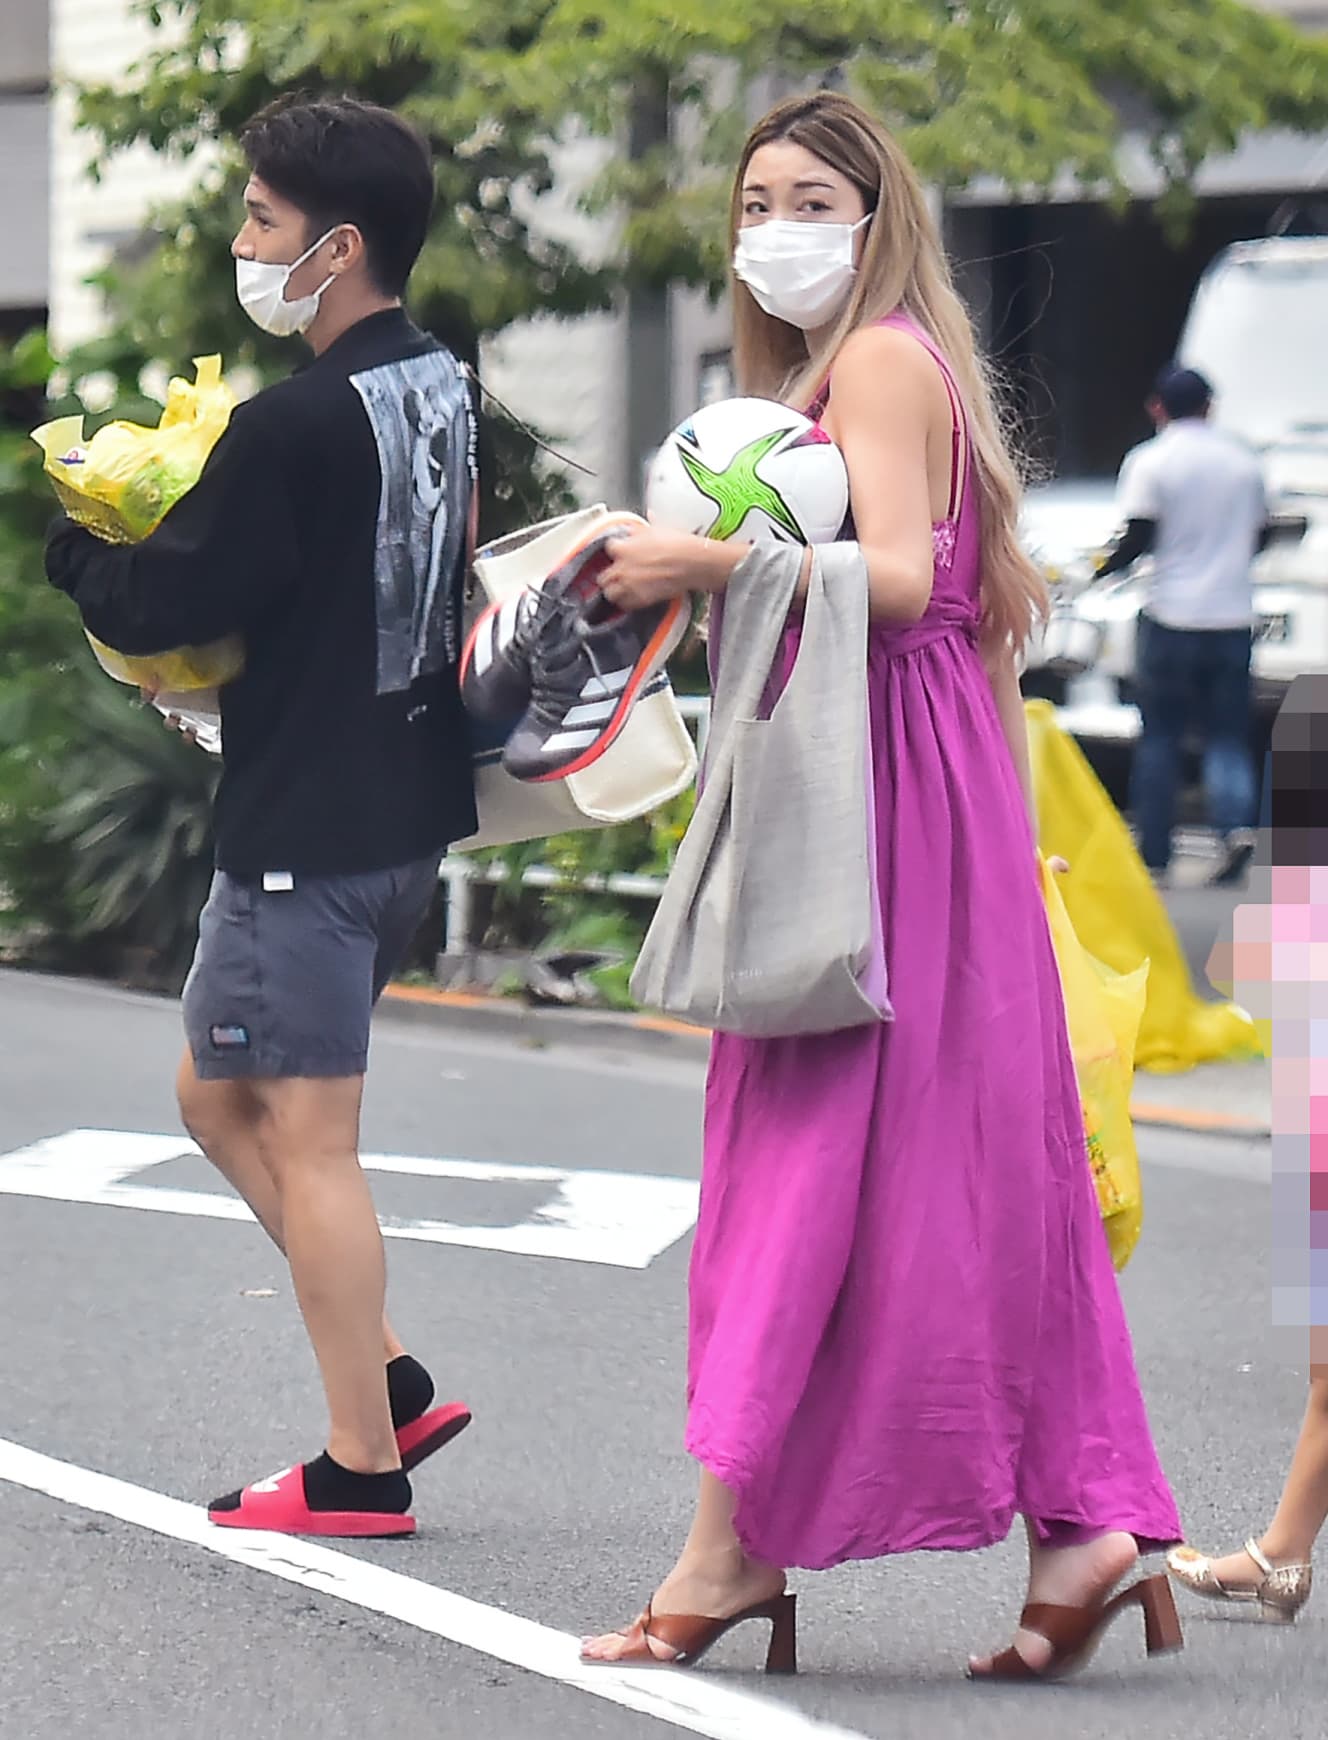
[686,313,1181,1572]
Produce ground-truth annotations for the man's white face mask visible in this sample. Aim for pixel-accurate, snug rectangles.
[235,228,338,338]
[733,214,872,331]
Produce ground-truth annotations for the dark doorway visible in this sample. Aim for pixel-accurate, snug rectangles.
[948,193,1313,479]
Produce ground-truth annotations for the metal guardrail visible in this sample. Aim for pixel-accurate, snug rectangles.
[435,689,1210,955]
[438,694,710,955]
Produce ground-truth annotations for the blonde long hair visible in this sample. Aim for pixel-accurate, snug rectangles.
[730,92,1047,650]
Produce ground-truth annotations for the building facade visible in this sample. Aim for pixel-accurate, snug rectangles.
[488,2,1328,498]
[30,0,1328,494]
[0,0,48,342]
[48,0,216,354]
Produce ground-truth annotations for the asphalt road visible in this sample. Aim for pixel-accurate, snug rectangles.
[0,966,1319,1740]
[1163,871,1249,1001]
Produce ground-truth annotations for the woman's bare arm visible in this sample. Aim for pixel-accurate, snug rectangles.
[821,324,948,625]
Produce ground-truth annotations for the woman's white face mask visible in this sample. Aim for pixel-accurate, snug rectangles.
[733,214,872,331]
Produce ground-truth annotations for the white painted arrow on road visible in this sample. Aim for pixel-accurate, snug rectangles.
[0,1128,699,1270]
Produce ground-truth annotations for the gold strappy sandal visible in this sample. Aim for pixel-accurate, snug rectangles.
[1167,1538,1312,1623]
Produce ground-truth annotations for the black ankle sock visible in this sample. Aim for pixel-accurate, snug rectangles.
[387,1354,435,1430]
[303,1451,411,1515]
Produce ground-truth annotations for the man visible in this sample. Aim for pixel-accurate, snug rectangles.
[45,96,477,1537]
[1096,365,1267,887]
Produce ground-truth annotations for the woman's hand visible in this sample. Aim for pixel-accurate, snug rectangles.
[597,524,743,612]
[1047,855,1071,875]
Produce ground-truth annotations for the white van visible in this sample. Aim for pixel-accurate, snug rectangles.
[1022,236,1327,749]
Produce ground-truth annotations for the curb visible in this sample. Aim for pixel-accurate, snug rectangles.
[380,983,1272,1138]
[1129,1102,1270,1142]
[379,982,711,1059]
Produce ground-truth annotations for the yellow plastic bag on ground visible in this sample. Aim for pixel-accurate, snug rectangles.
[1026,699,1263,1072]
[1039,853,1148,1271]
[32,356,244,693]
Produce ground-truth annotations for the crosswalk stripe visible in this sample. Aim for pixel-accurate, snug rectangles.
[0,1438,871,1740]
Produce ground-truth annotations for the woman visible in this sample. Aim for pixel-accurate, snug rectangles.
[585,90,1183,1680]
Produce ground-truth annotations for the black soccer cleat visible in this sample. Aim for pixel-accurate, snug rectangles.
[500,520,688,784]
[459,586,541,727]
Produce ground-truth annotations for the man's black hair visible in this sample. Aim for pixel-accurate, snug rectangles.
[241,95,434,298]
[1152,364,1213,421]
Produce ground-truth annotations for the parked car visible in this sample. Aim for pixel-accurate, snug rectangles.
[1019,236,1328,778]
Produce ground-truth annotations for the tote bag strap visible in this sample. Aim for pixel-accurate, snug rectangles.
[774,542,870,717]
[658,541,806,900]
[706,542,807,754]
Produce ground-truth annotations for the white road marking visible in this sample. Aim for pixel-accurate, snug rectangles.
[0,1129,698,1270]
[0,1438,870,1740]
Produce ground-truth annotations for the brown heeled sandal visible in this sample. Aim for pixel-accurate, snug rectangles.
[969,1573,1183,1682]
[582,1592,797,1674]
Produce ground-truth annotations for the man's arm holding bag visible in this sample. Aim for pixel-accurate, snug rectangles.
[45,406,298,658]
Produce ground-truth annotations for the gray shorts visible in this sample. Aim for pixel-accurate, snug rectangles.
[182,854,443,1080]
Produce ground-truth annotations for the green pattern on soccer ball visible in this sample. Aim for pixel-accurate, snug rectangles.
[678,429,804,542]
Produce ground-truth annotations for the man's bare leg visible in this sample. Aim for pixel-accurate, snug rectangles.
[250,1073,399,1473]
[177,1048,406,1360]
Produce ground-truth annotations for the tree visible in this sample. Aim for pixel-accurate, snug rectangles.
[78,0,1328,325]
[67,0,1328,546]
[572,0,1328,247]
[0,333,219,984]
[5,0,1326,986]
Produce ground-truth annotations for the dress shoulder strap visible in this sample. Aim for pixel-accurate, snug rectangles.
[803,311,969,520]
[880,312,968,522]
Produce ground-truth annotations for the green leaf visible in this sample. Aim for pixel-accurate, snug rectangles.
[5,0,1327,988]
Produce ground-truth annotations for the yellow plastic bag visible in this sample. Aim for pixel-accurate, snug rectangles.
[32,356,244,693]
[1026,699,1263,1071]
[1039,853,1149,1272]
[81,634,240,695]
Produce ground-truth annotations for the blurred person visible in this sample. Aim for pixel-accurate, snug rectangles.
[1170,1388,1323,1623]
[1094,365,1267,888]
[1169,674,1328,1622]
[44,95,477,1537]
[578,90,1183,1682]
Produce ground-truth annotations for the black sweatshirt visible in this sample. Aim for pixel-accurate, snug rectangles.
[45,308,479,878]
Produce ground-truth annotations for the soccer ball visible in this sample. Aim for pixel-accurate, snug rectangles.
[645,397,850,546]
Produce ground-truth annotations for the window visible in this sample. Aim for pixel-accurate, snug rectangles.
[698,349,734,405]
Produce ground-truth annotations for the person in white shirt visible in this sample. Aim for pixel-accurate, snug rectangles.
[1095,365,1267,885]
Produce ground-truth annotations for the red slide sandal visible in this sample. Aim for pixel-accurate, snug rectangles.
[208,1463,416,1538]
[397,1401,472,1472]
